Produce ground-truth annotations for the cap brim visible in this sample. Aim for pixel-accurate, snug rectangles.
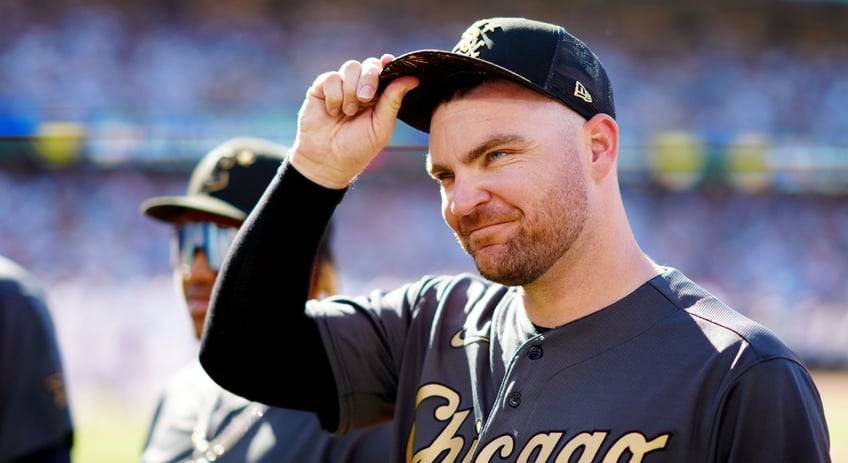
[379,50,539,133]
[140,195,246,223]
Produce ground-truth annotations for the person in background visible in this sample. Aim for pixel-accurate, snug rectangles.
[198,17,831,462]
[138,136,390,463]
[0,254,74,463]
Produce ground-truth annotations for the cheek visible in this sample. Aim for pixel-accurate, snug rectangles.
[441,192,459,231]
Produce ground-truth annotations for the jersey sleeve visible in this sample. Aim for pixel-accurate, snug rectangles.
[198,162,347,430]
[714,357,831,462]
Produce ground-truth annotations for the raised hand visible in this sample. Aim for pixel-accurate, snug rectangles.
[289,54,420,189]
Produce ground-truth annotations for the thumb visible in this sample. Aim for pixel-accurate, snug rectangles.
[373,76,420,138]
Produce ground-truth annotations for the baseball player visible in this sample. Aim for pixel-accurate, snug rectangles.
[198,17,831,462]
[0,254,74,463]
[139,137,390,462]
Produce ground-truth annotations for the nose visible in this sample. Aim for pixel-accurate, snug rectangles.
[447,173,491,219]
[181,249,217,281]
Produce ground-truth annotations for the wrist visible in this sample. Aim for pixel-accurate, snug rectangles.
[288,150,355,190]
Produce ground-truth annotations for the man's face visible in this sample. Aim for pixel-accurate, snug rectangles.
[427,79,590,286]
[171,211,241,339]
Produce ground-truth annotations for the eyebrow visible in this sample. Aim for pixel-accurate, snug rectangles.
[427,134,527,176]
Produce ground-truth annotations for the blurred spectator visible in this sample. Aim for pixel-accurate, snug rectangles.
[138,137,391,462]
[0,254,73,463]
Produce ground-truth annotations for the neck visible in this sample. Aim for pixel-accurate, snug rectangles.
[521,213,661,329]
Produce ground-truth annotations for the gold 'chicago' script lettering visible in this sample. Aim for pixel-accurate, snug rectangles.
[407,384,671,462]
[408,384,473,463]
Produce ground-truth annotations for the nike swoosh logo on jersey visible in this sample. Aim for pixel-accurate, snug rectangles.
[450,328,490,348]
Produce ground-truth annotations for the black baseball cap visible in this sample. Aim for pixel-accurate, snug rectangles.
[141,137,286,223]
[378,16,615,133]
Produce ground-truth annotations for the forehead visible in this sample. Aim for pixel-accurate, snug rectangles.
[432,78,567,124]
[428,80,573,154]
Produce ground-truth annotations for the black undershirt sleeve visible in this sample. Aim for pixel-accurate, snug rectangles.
[198,161,347,431]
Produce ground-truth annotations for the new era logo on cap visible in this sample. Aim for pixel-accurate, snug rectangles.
[574,82,593,103]
[378,17,615,133]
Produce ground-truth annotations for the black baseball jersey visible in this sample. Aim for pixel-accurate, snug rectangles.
[0,255,73,462]
[141,360,391,462]
[200,164,831,462]
[309,270,830,462]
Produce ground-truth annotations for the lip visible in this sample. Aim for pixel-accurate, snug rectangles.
[467,220,512,239]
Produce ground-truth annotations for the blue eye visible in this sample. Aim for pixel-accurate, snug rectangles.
[488,151,506,161]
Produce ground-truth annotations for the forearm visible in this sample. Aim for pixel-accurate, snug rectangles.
[199,161,346,426]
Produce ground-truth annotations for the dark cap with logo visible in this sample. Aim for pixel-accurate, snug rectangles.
[141,137,287,223]
[378,16,615,133]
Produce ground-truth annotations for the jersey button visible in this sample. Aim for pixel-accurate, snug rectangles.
[528,345,543,360]
[508,392,522,408]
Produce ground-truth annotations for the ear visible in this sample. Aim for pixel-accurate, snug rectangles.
[584,114,619,180]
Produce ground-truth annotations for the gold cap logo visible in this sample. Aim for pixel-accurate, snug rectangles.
[453,20,499,58]
[203,149,257,193]
[574,81,593,103]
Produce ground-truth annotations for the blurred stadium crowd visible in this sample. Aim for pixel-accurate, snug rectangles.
[1,0,847,172]
[0,0,846,412]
